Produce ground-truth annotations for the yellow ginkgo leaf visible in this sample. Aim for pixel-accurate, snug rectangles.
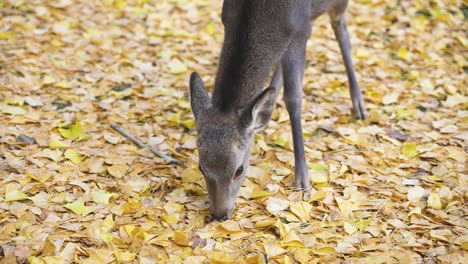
[275,133,289,148]
[344,222,357,235]
[280,230,304,247]
[250,185,273,199]
[3,96,24,105]
[28,256,65,264]
[168,59,187,74]
[427,193,442,209]
[254,219,276,228]
[180,119,196,130]
[244,254,264,264]
[59,121,90,141]
[25,172,52,183]
[120,199,142,215]
[42,75,56,85]
[397,47,410,61]
[206,251,235,264]
[219,220,242,233]
[2,105,27,115]
[107,164,128,178]
[356,48,370,59]
[173,231,189,246]
[49,138,70,149]
[312,247,336,256]
[114,0,126,9]
[56,80,71,89]
[27,257,41,264]
[401,143,418,158]
[5,184,28,202]
[310,163,328,184]
[43,256,66,264]
[309,190,326,202]
[264,242,286,259]
[91,190,116,204]
[99,215,115,243]
[0,31,14,40]
[407,186,425,203]
[205,22,216,35]
[289,201,312,222]
[64,201,95,216]
[51,39,63,47]
[64,149,86,164]
[114,250,136,262]
[167,111,182,123]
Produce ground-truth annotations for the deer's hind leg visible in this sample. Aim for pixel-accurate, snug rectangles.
[329,7,367,119]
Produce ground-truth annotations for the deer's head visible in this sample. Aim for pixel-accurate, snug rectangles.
[189,72,276,220]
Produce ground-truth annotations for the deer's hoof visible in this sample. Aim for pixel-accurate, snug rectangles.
[353,98,367,120]
[295,175,311,193]
[355,106,367,120]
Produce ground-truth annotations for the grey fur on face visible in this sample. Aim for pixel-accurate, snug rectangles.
[190,72,275,220]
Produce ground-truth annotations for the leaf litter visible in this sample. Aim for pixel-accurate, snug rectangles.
[0,0,466,263]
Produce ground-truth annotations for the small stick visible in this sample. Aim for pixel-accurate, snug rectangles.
[110,122,185,167]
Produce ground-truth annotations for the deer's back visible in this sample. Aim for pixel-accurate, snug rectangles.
[221,0,347,28]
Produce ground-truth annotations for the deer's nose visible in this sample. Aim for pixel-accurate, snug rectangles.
[211,214,228,221]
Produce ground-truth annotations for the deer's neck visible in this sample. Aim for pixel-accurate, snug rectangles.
[211,2,283,112]
[212,48,273,112]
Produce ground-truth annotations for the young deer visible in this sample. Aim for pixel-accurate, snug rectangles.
[189,0,367,221]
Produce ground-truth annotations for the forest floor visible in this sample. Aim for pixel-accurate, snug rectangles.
[0,0,466,263]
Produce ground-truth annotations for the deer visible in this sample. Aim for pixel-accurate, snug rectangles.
[189,0,367,221]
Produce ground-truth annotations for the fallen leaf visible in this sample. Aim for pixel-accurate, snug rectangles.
[49,139,69,149]
[310,163,328,184]
[264,242,286,259]
[344,222,357,235]
[401,143,418,158]
[397,47,410,60]
[64,149,86,164]
[92,190,116,204]
[64,201,95,216]
[266,196,291,214]
[59,121,90,141]
[107,164,128,178]
[5,184,28,202]
[169,59,187,74]
[1,105,27,115]
[289,201,312,222]
[173,231,189,246]
[312,247,335,256]
[427,193,442,209]
[114,250,136,262]
[382,92,399,105]
[407,186,425,203]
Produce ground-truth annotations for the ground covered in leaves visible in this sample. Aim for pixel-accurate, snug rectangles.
[0,0,467,263]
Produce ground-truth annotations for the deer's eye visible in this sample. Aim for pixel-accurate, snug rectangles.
[234,165,244,180]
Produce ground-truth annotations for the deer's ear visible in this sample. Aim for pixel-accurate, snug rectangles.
[241,86,276,133]
[190,72,211,121]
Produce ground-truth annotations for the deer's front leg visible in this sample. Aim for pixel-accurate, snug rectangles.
[282,34,310,191]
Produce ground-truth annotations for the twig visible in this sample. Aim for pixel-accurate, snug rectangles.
[110,122,185,167]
